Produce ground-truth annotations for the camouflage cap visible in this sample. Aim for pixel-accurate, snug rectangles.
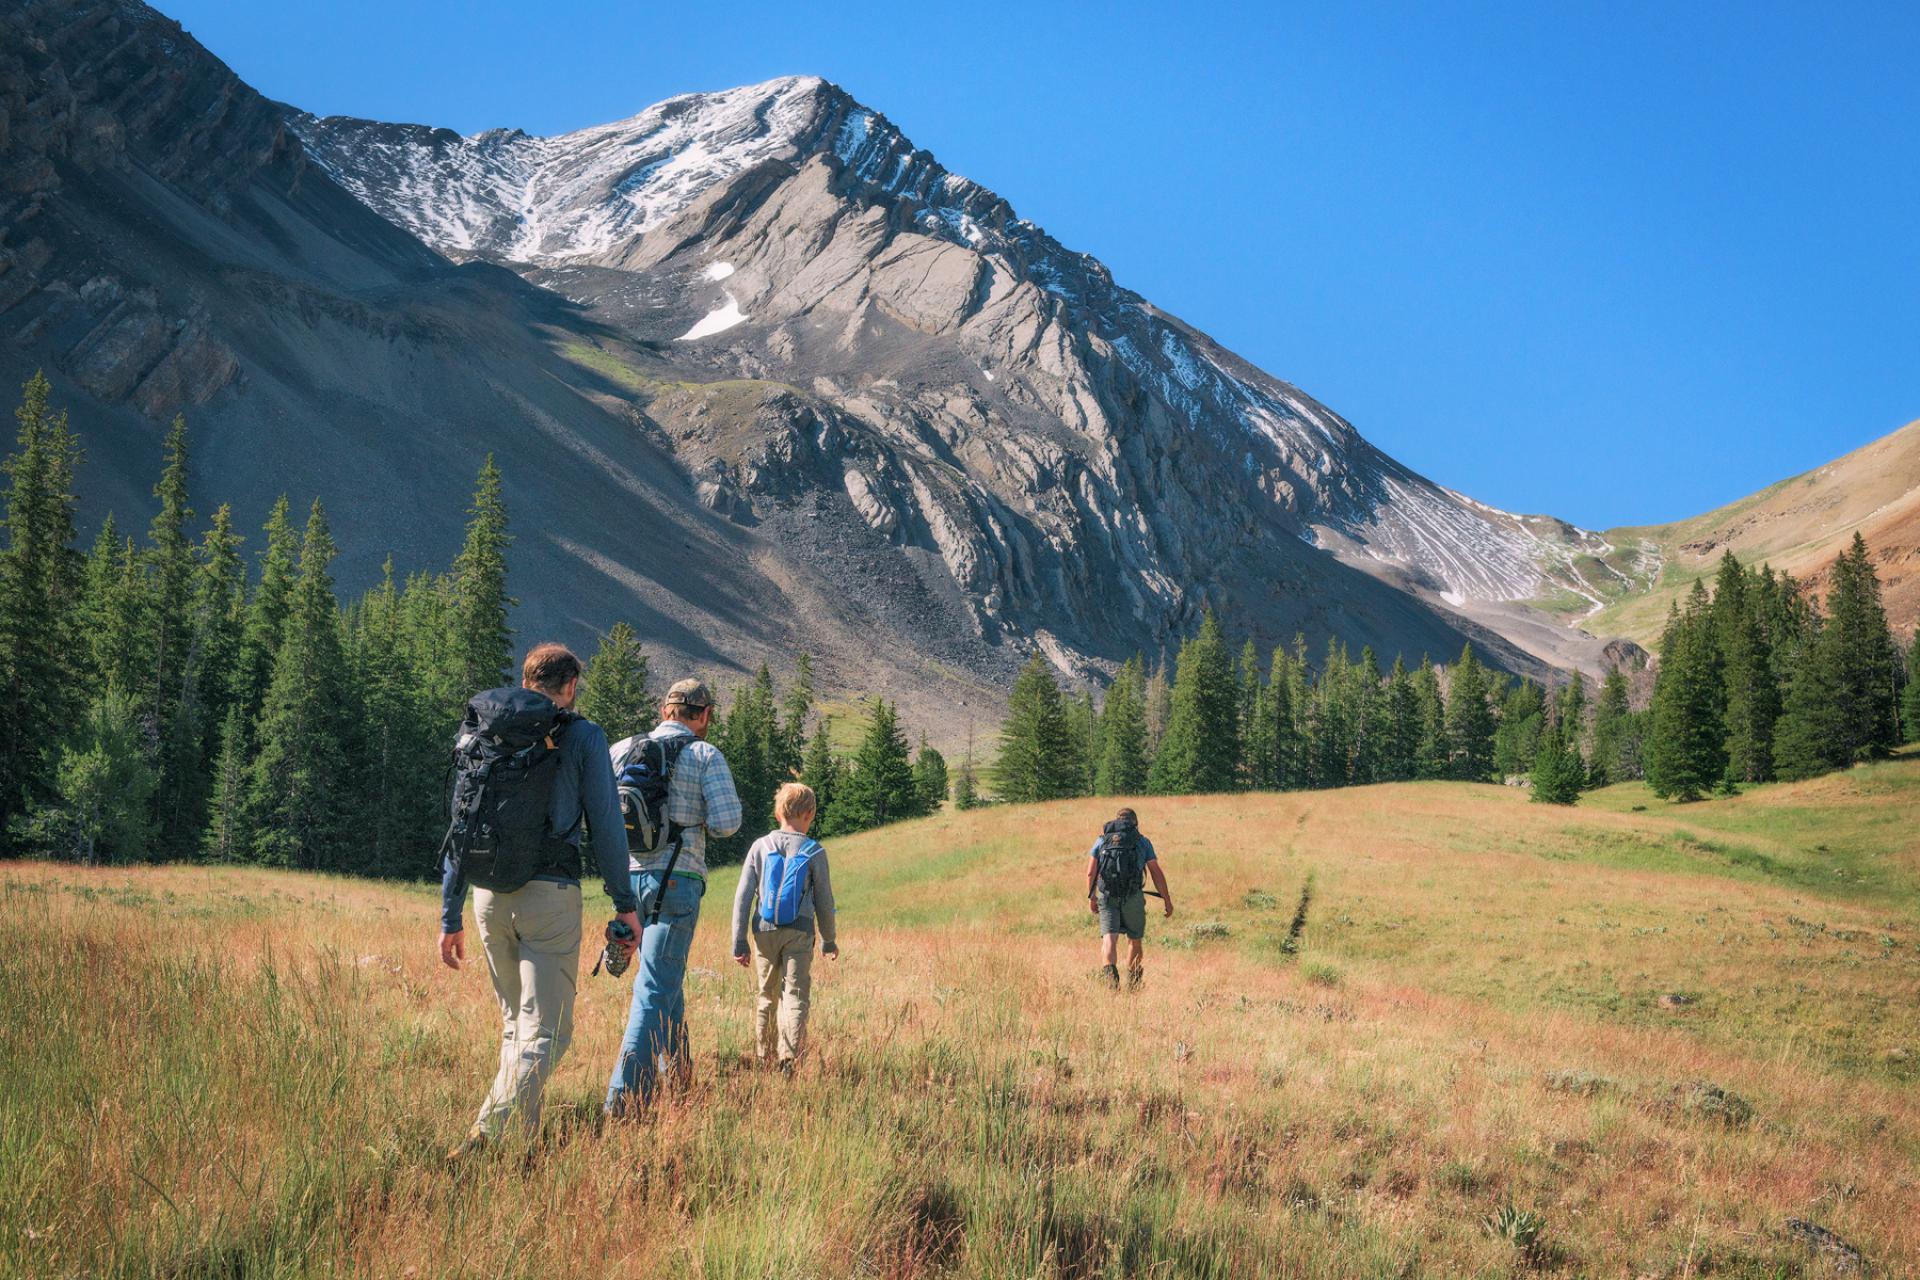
[664,678,715,709]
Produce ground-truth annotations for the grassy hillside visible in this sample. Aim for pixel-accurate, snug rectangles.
[1572,418,1920,643]
[6,764,1920,1277]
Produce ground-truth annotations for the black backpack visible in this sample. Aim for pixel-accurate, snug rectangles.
[614,732,692,857]
[440,688,575,893]
[1096,818,1144,899]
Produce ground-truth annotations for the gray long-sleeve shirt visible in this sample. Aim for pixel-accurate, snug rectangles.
[440,714,637,932]
[731,830,837,953]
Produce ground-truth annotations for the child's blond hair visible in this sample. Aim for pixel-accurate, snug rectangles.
[774,782,817,824]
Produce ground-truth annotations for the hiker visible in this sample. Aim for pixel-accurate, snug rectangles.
[604,678,741,1115]
[731,782,838,1070]
[1086,807,1173,990]
[437,643,640,1156]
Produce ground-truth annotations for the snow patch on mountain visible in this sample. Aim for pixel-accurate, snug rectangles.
[292,77,827,264]
[678,294,749,340]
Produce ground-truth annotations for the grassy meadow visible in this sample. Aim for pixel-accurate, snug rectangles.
[5,761,1919,1278]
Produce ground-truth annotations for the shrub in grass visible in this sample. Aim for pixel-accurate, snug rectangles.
[1542,1069,1617,1098]
[1186,920,1232,944]
[1482,1204,1548,1256]
[1242,889,1277,910]
[1302,962,1340,987]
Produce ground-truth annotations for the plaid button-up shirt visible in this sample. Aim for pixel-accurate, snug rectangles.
[619,720,741,880]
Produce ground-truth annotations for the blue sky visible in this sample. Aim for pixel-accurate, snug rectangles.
[166,1,1919,530]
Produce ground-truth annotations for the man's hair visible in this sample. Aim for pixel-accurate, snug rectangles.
[1115,807,1137,825]
[775,782,817,823]
[663,700,711,724]
[521,643,583,695]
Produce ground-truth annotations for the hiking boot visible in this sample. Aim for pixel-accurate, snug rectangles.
[1127,968,1144,992]
[1099,963,1120,991]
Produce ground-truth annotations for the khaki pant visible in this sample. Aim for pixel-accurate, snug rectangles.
[750,926,815,1064]
[472,880,582,1138]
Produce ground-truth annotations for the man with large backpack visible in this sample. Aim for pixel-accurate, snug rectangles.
[603,678,741,1116]
[437,643,639,1156]
[1086,807,1173,991]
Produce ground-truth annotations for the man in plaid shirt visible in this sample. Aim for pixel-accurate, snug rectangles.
[604,678,742,1115]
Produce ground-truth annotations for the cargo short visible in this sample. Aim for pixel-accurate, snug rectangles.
[1096,891,1147,940]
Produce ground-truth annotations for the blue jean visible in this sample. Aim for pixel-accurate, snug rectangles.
[605,869,705,1113]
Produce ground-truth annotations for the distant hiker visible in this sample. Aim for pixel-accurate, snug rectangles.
[1087,807,1173,990]
[731,782,838,1070]
[437,643,640,1157]
[604,678,742,1116]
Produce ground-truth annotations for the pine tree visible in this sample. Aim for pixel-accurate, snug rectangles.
[952,749,981,810]
[577,622,651,743]
[800,717,844,832]
[1493,681,1546,779]
[1412,656,1448,780]
[836,699,918,831]
[1095,657,1151,794]
[248,501,350,869]
[449,455,514,698]
[232,497,299,737]
[1143,658,1172,758]
[180,505,247,844]
[1443,645,1497,782]
[1646,585,1728,800]
[1343,647,1382,785]
[912,734,949,814]
[778,653,815,778]
[0,372,85,842]
[1380,656,1420,782]
[202,702,251,862]
[1713,553,1777,785]
[1590,667,1633,785]
[346,561,419,877]
[714,665,780,862]
[1529,715,1583,806]
[1148,612,1239,794]
[993,653,1077,803]
[143,414,197,831]
[1824,534,1900,762]
[1237,639,1263,786]
[1903,632,1920,745]
[1268,647,1302,789]
[1067,690,1099,798]
[99,535,153,705]
[1241,653,1280,790]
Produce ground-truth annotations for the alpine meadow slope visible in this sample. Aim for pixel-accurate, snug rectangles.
[5,0,1649,739]
[1563,417,1920,644]
[7,761,1919,1276]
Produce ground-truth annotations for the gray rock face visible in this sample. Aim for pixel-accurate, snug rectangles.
[298,76,1624,680]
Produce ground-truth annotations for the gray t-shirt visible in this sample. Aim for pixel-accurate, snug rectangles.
[732,829,837,952]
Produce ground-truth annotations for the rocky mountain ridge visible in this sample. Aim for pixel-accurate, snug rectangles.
[296,76,1640,678]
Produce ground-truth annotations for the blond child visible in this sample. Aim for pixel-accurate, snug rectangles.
[731,782,838,1067]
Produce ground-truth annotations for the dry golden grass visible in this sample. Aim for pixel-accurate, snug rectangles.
[5,761,1918,1277]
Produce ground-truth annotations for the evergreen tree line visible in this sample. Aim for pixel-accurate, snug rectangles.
[993,539,1919,809]
[0,375,949,871]
[1644,541,1913,800]
[989,611,1634,808]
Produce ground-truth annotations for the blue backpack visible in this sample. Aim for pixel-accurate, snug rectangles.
[759,837,822,927]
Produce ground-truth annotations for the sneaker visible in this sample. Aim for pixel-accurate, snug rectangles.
[1099,963,1120,991]
[1127,968,1144,992]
